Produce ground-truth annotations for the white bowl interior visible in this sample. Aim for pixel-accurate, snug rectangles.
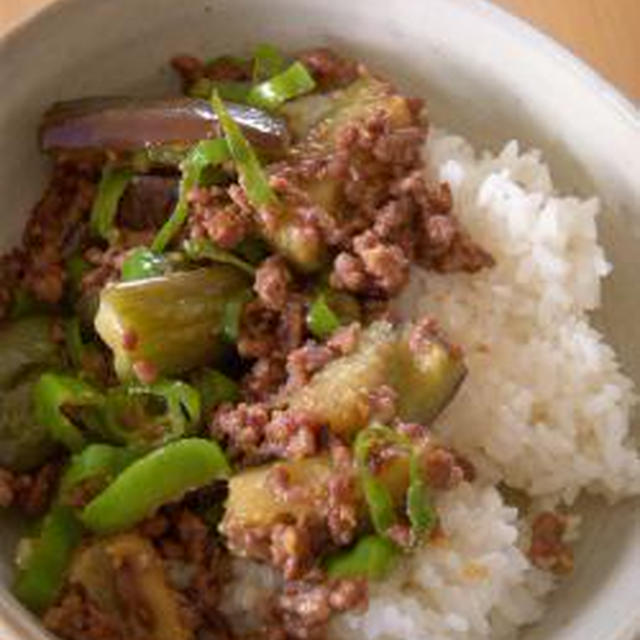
[0,1,639,638]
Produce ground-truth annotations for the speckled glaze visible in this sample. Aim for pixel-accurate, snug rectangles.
[0,1,638,639]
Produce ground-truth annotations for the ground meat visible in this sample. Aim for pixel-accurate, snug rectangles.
[263,411,324,460]
[44,587,124,640]
[285,342,334,390]
[255,256,292,311]
[11,462,61,517]
[422,446,466,490]
[210,402,271,461]
[326,322,361,356]
[0,467,16,507]
[352,230,410,295]
[211,403,323,464]
[140,506,232,634]
[243,355,287,403]
[275,578,367,639]
[367,385,398,423]
[171,53,252,89]
[296,48,360,90]
[19,163,98,305]
[237,300,280,360]
[529,511,574,574]
[187,185,251,249]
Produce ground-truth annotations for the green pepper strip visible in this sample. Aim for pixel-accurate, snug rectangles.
[103,379,201,445]
[325,534,399,581]
[247,61,316,111]
[252,43,286,82]
[210,91,277,209]
[222,290,254,343]
[307,293,341,339]
[57,444,140,507]
[188,78,252,104]
[33,373,104,453]
[121,247,169,282]
[81,438,230,534]
[183,238,255,276]
[354,426,398,536]
[407,448,437,538]
[90,167,132,241]
[151,138,230,253]
[13,506,84,613]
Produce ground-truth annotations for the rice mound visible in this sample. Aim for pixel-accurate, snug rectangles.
[333,131,640,638]
[226,132,640,639]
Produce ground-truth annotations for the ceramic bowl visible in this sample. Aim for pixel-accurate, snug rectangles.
[0,0,639,638]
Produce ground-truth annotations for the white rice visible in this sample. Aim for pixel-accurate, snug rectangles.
[228,131,640,639]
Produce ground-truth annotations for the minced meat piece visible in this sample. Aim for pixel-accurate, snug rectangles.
[255,256,292,311]
[529,511,574,574]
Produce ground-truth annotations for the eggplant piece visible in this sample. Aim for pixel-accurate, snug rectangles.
[222,450,410,544]
[94,266,250,381]
[284,320,466,438]
[259,76,418,271]
[0,316,61,390]
[286,322,397,438]
[40,96,290,158]
[0,317,62,471]
[0,377,57,472]
[69,533,192,640]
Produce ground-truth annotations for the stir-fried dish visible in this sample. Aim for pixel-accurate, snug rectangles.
[0,46,574,640]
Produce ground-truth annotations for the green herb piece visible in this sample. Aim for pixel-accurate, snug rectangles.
[151,139,230,252]
[252,43,286,82]
[325,535,399,580]
[354,426,399,536]
[247,61,316,111]
[210,91,277,209]
[183,237,255,275]
[307,293,341,339]
[121,247,169,282]
[81,438,231,534]
[13,506,84,613]
[90,167,132,241]
[222,290,253,343]
[407,448,437,538]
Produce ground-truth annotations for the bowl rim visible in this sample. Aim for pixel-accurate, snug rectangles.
[1,0,638,123]
[0,1,638,640]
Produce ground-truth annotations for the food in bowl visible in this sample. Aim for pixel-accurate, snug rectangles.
[0,45,637,640]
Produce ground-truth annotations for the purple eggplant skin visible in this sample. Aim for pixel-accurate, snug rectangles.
[39,96,290,156]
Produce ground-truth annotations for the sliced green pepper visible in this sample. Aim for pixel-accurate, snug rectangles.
[183,237,255,276]
[152,139,230,253]
[13,506,84,613]
[325,535,399,580]
[90,167,132,241]
[102,380,201,446]
[307,293,341,339]
[407,448,436,538]
[82,438,230,534]
[32,373,104,452]
[247,61,316,111]
[210,91,277,209]
[188,78,252,104]
[57,444,140,507]
[252,43,286,82]
[120,248,170,282]
[222,290,254,343]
